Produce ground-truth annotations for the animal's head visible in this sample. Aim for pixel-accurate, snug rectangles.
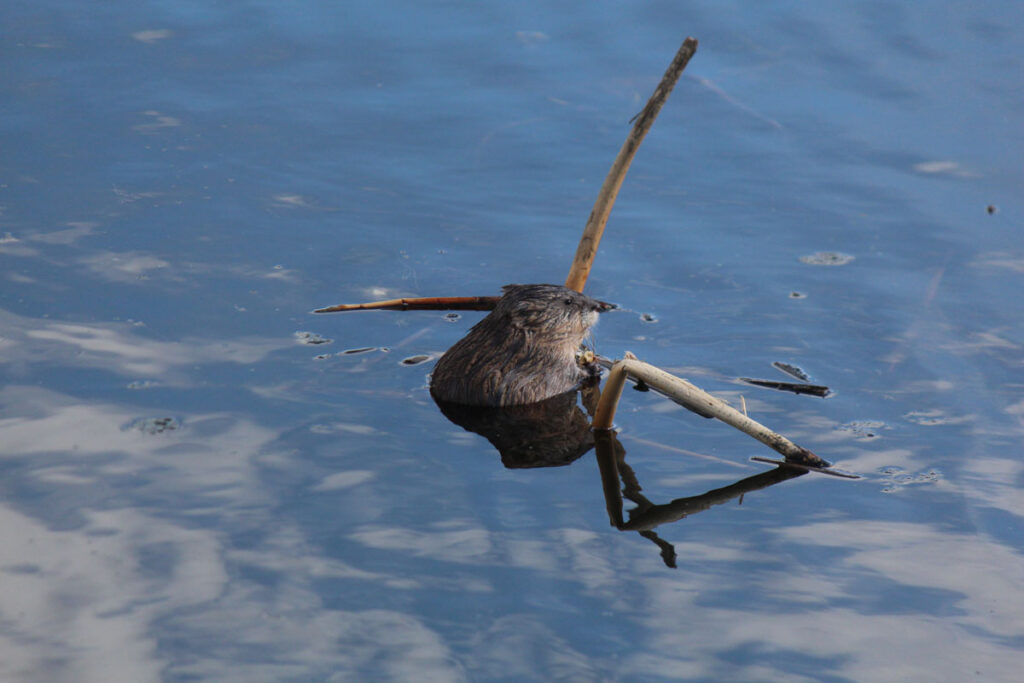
[496,284,612,340]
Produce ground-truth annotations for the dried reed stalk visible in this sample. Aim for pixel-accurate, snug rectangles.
[314,296,499,313]
[565,37,698,293]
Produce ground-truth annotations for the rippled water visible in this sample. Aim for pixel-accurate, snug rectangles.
[2,1,1022,681]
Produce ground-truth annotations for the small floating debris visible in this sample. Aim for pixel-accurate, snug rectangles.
[294,331,333,345]
[788,291,806,299]
[122,416,179,435]
[444,312,461,322]
[986,204,997,215]
[836,420,887,439]
[401,355,431,366]
[313,354,330,361]
[639,312,658,323]
[799,251,855,266]
[339,346,377,355]
[878,466,941,493]
[772,362,809,382]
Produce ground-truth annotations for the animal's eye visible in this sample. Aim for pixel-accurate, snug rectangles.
[564,298,573,306]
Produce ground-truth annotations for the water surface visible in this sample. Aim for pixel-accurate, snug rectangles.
[2,1,1022,681]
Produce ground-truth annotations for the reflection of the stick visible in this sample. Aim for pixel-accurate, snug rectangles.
[594,431,806,568]
[434,390,808,569]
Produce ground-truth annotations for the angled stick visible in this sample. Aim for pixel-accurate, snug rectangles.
[594,353,840,470]
[565,37,698,293]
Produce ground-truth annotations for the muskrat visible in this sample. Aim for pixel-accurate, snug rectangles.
[429,284,611,407]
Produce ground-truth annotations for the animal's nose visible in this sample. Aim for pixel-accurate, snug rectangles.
[595,300,616,312]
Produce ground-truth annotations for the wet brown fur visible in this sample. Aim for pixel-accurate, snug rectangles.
[430,284,606,406]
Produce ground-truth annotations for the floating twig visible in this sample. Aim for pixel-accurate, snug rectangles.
[565,37,699,293]
[740,378,831,398]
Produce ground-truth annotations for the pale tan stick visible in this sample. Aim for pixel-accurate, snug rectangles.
[565,37,699,293]
[600,355,830,467]
[592,361,628,429]
[314,295,499,313]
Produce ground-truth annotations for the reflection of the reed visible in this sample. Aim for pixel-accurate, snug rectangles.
[594,430,805,567]
[434,389,808,568]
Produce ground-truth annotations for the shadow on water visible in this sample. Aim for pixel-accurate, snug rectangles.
[434,385,808,569]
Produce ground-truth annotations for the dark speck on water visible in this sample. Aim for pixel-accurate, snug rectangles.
[122,417,180,435]
[340,346,377,355]
[837,420,888,439]
[294,331,333,345]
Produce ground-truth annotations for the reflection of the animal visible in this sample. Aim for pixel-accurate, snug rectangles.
[433,387,806,568]
[433,381,600,468]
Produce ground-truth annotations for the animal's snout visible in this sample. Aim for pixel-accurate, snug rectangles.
[594,299,616,313]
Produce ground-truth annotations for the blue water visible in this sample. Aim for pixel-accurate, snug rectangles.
[2,1,1022,681]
